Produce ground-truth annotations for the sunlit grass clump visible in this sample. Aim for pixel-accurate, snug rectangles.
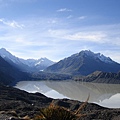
[33,96,89,120]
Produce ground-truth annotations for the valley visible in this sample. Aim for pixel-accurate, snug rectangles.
[0,48,120,85]
[15,80,120,108]
[1,1,120,119]
[0,48,120,119]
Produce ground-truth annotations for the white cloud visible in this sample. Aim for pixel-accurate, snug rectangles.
[67,15,73,19]
[47,19,57,24]
[78,16,87,20]
[63,32,106,42]
[48,29,64,35]
[10,21,24,29]
[57,8,72,12]
[48,28,107,43]
[0,18,24,29]
[1,16,120,62]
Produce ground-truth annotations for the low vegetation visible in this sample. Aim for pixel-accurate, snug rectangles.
[33,96,89,120]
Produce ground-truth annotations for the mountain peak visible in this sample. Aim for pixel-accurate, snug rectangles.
[0,48,12,58]
[81,49,92,53]
[46,50,120,75]
[0,48,7,51]
[79,50,113,64]
[0,48,8,54]
[0,48,55,72]
[80,50,94,56]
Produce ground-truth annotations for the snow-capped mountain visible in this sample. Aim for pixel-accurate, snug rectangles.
[0,48,55,72]
[45,50,120,75]
[20,58,55,71]
[80,50,114,64]
[0,56,29,85]
[0,48,22,65]
[20,58,54,67]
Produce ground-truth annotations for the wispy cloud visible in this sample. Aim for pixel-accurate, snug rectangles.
[67,15,73,19]
[47,19,57,24]
[57,8,72,12]
[47,28,107,42]
[78,16,87,20]
[63,32,106,42]
[0,18,25,29]
[47,24,120,51]
[1,16,120,62]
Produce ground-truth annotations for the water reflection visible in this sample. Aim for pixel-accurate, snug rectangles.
[15,80,120,108]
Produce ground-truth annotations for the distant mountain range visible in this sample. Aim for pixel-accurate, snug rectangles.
[0,56,29,85]
[0,48,120,84]
[45,50,120,75]
[0,48,55,72]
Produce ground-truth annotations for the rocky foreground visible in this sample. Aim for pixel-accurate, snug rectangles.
[0,84,120,120]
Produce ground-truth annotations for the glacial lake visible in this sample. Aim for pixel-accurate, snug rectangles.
[15,80,120,108]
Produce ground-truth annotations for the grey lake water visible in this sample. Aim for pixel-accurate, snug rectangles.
[15,80,120,108]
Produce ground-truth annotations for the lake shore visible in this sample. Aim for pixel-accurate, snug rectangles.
[15,80,120,108]
[0,84,120,120]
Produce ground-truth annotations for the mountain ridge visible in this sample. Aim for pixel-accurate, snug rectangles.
[45,50,120,75]
[0,48,55,72]
[74,70,120,84]
[0,48,120,84]
[0,56,29,85]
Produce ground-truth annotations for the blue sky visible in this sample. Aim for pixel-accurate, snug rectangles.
[0,0,120,62]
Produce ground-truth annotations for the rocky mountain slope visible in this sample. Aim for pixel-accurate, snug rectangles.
[45,50,120,75]
[0,48,71,84]
[0,48,55,72]
[1,48,120,84]
[75,71,120,84]
[0,56,29,85]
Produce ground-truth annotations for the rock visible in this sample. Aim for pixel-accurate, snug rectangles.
[75,71,120,84]
[0,84,120,120]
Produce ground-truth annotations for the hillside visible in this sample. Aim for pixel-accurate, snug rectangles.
[0,84,120,120]
[0,56,29,85]
[45,50,120,76]
[0,48,55,72]
[75,71,120,84]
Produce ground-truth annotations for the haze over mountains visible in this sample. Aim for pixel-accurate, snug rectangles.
[0,48,120,84]
[0,48,55,73]
[0,56,29,85]
[0,48,55,85]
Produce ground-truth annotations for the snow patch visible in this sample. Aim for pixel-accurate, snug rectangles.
[35,59,44,66]
[82,50,114,64]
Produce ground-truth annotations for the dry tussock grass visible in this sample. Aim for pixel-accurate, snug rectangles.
[32,95,89,120]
